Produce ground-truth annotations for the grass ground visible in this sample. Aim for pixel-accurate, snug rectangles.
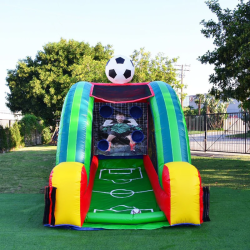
[188,131,203,135]
[0,145,56,193]
[0,145,250,250]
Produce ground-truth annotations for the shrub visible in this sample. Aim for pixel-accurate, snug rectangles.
[19,114,43,145]
[10,122,24,149]
[0,113,51,152]
[42,127,52,144]
[0,125,8,151]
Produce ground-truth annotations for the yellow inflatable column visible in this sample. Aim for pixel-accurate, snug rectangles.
[162,162,202,226]
[50,162,87,227]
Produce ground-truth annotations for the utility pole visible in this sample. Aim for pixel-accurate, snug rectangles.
[175,64,190,108]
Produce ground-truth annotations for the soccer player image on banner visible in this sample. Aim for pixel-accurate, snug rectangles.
[93,103,148,156]
[101,113,141,152]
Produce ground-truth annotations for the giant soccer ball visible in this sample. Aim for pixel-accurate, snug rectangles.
[105,55,135,84]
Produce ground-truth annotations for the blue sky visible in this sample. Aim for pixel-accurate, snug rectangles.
[0,0,242,111]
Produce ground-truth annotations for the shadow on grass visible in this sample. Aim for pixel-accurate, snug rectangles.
[193,157,250,190]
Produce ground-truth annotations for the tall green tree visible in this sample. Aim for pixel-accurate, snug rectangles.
[6,39,113,124]
[131,48,181,90]
[183,106,198,116]
[194,94,205,115]
[75,48,181,89]
[202,94,232,114]
[6,42,181,125]
[198,0,250,110]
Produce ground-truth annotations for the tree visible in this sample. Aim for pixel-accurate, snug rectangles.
[199,94,232,130]
[130,48,182,92]
[198,0,250,110]
[6,42,181,125]
[202,94,232,114]
[194,94,205,115]
[183,106,198,116]
[6,39,113,125]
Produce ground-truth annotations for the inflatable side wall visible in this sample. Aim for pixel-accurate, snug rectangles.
[56,81,94,179]
[45,81,94,226]
[149,81,191,187]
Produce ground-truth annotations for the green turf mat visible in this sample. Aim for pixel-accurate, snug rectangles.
[0,188,250,249]
[85,158,168,228]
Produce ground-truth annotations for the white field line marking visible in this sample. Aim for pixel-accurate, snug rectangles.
[93,205,154,213]
[92,189,153,198]
[99,167,143,184]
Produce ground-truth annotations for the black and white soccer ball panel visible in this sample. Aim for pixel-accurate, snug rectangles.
[105,55,135,84]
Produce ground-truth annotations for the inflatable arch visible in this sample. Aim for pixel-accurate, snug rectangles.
[43,81,209,230]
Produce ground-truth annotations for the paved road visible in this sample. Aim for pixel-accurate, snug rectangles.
[191,150,250,158]
[189,132,250,154]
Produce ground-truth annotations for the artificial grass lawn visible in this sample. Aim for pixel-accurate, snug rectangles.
[192,156,250,190]
[1,189,249,250]
[0,146,250,249]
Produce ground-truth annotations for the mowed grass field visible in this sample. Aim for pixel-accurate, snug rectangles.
[0,145,250,250]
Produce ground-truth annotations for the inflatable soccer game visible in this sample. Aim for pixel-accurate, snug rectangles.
[43,55,210,230]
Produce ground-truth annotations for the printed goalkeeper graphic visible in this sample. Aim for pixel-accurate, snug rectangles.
[101,113,142,152]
